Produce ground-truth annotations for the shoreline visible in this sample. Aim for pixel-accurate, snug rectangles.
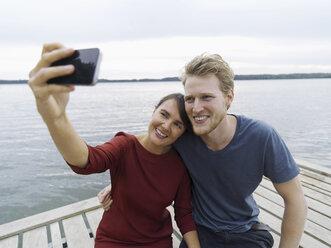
[1,73,331,84]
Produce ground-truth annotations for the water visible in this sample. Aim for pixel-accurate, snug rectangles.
[0,79,330,224]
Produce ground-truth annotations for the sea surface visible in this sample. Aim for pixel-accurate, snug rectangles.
[1,79,330,224]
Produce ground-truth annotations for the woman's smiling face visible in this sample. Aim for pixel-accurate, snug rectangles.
[146,98,186,154]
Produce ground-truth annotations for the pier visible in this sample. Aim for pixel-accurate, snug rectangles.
[0,159,330,247]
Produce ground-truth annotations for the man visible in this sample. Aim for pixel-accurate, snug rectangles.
[99,54,307,248]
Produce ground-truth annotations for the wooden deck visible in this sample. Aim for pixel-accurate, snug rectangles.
[0,159,330,248]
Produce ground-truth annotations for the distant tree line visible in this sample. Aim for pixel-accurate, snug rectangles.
[1,73,331,84]
[233,73,331,80]
[98,76,180,83]
[99,73,331,82]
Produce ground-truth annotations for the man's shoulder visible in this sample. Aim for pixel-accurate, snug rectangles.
[174,131,199,148]
[235,114,274,134]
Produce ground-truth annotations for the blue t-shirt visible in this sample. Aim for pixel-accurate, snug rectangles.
[174,114,299,233]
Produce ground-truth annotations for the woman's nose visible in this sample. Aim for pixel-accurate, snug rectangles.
[163,119,172,131]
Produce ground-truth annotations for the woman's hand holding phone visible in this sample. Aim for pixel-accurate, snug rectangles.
[28,43,76,123]
[29,43,102,122]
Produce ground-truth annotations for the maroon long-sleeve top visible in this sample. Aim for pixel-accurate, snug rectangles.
[69,132,196,248]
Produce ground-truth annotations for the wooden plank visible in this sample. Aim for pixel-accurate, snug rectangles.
[261,169,331,199]
[300,173,331,199]
[0,235,18,248]
[300,173,331,193]
[0,197,100,239]
[260,177,328,210]
[259,179,331,217]
[85,208,104,237]
[300,168,331,184]
[254,191,331,246]
[22,226,48,248]
[261,175,330,199]
[50,222,63,248]
[295,159,331,177]
[302,182,331,206]
[300,229,330,247]
[258,205,330,248]
[304,207,330,231]
[255,186,331,232]
[304,217,331,244]
[302,181,331,197]
[62,214,94,248]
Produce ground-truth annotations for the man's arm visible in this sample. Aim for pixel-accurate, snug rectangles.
[98,184,112,211]
[183,231,200,248]
[273,175,308,248]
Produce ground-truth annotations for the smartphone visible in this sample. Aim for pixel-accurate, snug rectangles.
[47,48,102,86]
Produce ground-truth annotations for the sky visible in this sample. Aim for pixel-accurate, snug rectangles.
[0,0,331,80]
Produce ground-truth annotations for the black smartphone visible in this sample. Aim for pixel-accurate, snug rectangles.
[47,48,102,86]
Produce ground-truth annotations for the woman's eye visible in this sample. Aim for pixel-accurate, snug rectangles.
[174,122,182,129]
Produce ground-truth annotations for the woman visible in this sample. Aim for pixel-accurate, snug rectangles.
[28,43,200,248]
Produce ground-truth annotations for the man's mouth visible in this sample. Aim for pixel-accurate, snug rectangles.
[193,115,208,123]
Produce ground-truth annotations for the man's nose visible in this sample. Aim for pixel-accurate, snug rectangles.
[193,99,203,113]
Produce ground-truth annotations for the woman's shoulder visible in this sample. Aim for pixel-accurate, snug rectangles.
[105,131,135,150]
[114,131,134,139]
[167,148,188,171]
[112,131,138,141]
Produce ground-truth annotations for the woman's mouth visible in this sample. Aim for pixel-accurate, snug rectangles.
[155,128,168,138]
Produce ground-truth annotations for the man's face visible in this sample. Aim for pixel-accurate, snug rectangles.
[184,74,233,137]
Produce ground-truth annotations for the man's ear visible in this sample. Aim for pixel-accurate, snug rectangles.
[226,90,234,108]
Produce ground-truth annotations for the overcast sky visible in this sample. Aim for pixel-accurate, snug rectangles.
[1,0,330,80]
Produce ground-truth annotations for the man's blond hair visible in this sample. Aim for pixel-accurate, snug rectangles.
[181,54,234,95]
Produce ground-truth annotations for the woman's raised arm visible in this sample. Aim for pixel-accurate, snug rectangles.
[28,43,89,167]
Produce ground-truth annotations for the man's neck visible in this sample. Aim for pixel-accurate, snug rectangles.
[200,114,237,151]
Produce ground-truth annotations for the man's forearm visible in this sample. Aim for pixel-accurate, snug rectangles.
[279,198,307,247]
[183,230,200,248]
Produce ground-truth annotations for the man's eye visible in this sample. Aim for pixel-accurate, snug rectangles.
[185,97,193,103]
[202,95,211,100]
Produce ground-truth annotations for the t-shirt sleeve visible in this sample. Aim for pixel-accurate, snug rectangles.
[264,128,300,183]
[69,132,129,175]
[173,168,197,235]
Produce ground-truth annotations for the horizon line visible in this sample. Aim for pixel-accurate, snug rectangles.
[1,72,331,82]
